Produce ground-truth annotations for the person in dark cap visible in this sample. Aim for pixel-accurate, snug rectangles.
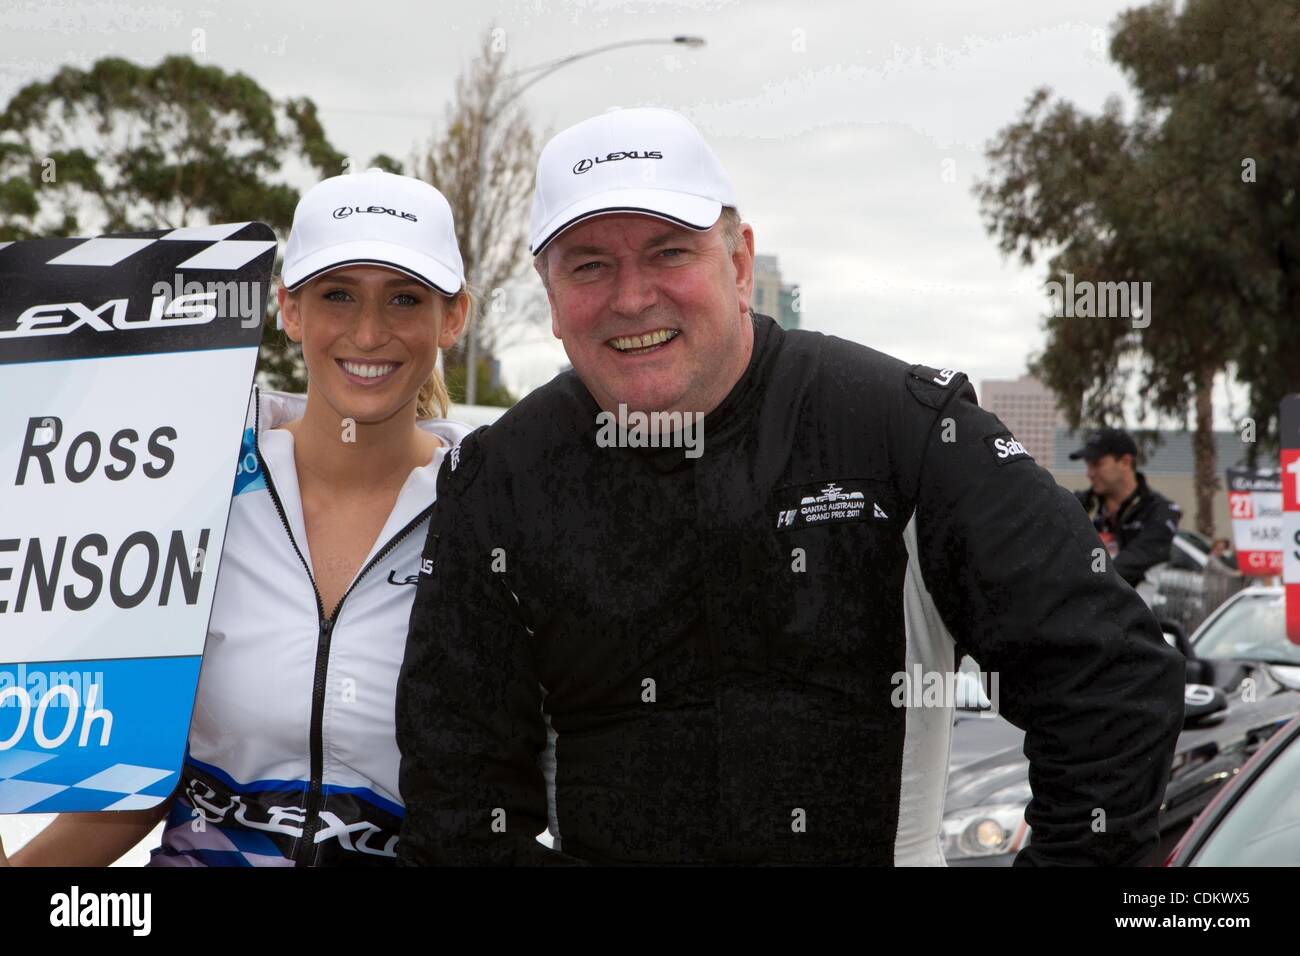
[1071,427,1181,596]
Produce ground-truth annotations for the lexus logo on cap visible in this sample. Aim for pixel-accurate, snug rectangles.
[571,150,664,175]
[332,205,419,222]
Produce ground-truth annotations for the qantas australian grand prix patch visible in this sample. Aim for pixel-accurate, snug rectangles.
[773,479,893,531]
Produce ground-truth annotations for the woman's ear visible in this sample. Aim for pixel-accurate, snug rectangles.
[278,284,303,343]
[438,291,470,350]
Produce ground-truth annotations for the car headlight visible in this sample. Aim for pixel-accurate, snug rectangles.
[942,803,1030,859]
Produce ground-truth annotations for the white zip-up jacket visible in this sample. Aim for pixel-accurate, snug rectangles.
[149,387,469,866]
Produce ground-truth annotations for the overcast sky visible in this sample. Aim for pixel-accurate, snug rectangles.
[5,0,1203,414]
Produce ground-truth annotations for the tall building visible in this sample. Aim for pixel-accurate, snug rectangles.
[753,254,802,330]
[980,373,1067,468]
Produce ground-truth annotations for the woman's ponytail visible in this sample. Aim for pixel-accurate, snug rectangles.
[417,287,476,419]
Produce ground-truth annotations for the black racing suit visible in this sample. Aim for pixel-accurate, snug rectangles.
[396,313,1184,866]
[1075,474,1181,588]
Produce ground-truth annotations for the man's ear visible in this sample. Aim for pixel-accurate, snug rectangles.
[439,291,470,349]
[732,222,756,316]
[278,284,303,343]
[533,258,562,340]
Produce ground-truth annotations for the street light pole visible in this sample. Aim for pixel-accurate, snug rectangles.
[462,34,705,406]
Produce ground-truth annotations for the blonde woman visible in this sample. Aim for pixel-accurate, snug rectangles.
[2,169,471,866]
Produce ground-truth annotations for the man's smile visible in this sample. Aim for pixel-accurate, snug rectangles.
[606,328,681,355]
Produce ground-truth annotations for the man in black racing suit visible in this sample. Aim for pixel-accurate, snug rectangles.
[395,107,1184,866]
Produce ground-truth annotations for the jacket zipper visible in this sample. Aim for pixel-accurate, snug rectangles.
[251,388,436,866]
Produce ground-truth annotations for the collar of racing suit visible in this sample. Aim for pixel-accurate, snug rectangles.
[257,387,308,432]
[701,310,778,447]
[250,386,469,596]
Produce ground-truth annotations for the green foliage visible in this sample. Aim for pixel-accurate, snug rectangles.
[365,153,405,175]
[443,357,518,408]
[0,54,384,392]
[978,0,1300,450]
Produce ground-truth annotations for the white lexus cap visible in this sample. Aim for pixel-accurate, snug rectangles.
[282,168,464,294]
[529,107,737,255]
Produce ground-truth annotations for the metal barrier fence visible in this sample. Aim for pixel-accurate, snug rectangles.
[1150,567,1251,637]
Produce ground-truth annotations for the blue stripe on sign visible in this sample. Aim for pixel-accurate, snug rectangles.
[139,774,181,797]
[26,786,144,814]
[233,427,266,496]
[0,749,55,779]
[0,657,201,807]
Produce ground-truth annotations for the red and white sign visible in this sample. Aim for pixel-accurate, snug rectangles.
[1227,466,1283,575]
[1282,395,1300,645]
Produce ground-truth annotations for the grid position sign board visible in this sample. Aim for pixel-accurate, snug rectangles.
[0,223,274,813]
[1226,466,1283,576]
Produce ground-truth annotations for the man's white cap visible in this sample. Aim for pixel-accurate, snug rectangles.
[282,168,464,294]
[529,107,737,255]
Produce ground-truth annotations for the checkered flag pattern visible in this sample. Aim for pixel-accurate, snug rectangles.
[0,747,176,814]
[43,222,276,270]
